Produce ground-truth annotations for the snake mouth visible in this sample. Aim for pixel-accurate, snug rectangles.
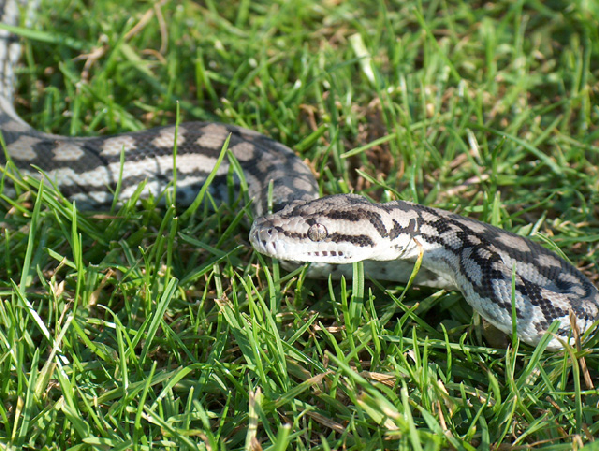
[249,221,357,263]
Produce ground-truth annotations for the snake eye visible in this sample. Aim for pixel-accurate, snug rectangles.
[307,223,327,242]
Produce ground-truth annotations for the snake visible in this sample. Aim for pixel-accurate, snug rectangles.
[1,0,598,350]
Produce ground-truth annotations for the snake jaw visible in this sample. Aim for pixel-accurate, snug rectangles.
[249,217,361,263]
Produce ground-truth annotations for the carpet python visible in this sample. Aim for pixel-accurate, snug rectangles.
[1,0,598,350]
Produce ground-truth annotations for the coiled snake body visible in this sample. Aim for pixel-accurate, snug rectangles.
[2,0,598,349]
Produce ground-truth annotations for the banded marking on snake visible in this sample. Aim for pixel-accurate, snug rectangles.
[1,0,598,349]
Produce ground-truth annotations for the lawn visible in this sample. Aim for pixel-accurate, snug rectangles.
[1,0,599,449]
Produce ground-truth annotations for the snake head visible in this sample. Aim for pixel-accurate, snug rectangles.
[249,194,416,263]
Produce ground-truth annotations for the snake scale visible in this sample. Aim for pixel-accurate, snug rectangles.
[1,0,598,350]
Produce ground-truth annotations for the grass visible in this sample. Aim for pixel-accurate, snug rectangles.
[1,0,599,449]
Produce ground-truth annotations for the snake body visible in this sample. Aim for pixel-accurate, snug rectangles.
[2,0,598,349]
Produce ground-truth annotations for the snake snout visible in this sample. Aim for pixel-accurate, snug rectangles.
[249,220,282,258]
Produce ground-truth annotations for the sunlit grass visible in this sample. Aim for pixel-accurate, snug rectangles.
[1,0,598,449]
